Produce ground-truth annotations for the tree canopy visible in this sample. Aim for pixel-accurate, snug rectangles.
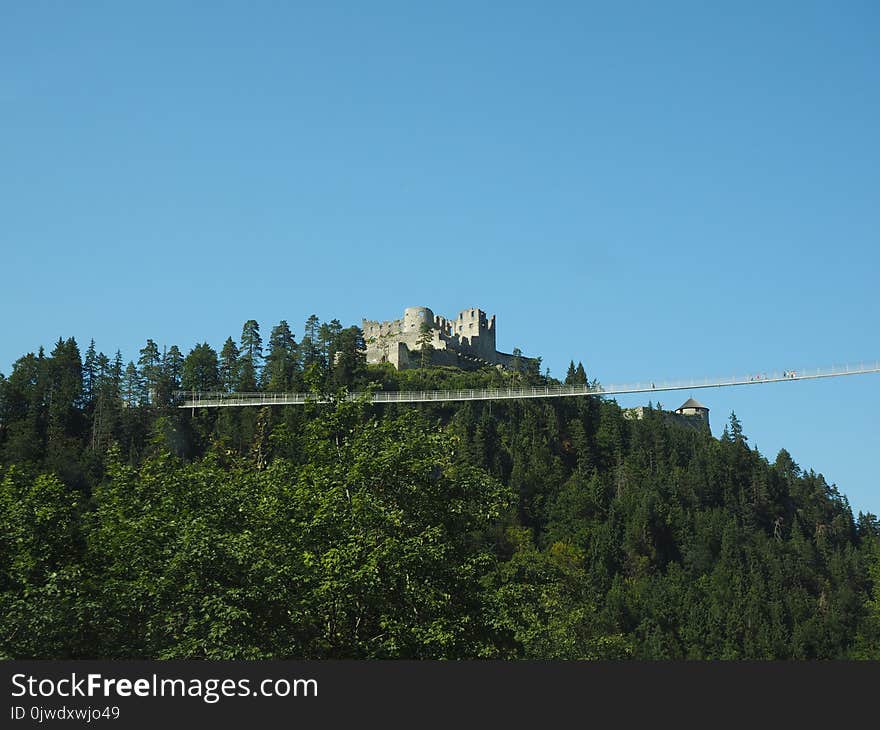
[0,318,877,659]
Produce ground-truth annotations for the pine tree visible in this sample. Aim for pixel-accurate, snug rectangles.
[137,339,161,404]
[240,320,263,360]
[330,326,366,387]
[111,351,123,394]
[44,338,84,481]
[417,322,434,368]
[317,322,333,367]
[239,321,263,390]
[300,314,322,371]
[83,339,98,404]
[47,337,83,431]
[728,411,747,444]
[163,345,184,391]
[123,361,142,407]
[236,357,258,392]
[182,343,220,392]
[90,350,119,452]
[263,320,298,391]
[0,351,48,463]
[94,352,112,394]
[219,337,240,392]
[511,348,523,374]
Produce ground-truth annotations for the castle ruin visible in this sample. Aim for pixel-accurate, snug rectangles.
[362,306,519,370]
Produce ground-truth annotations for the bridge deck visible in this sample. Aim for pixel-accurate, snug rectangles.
[177,361,880,408]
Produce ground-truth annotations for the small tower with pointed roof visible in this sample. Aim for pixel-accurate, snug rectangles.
[675,397,709,427]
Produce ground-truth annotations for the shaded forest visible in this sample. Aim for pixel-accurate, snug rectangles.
[1,316,879,659]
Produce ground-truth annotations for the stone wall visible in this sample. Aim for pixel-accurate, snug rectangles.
[362,305,515,370]
[623,406,710,432]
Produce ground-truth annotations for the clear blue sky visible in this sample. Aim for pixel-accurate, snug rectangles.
[2,2,878,514]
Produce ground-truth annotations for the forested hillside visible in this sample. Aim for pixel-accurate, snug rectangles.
[1,317,878,659]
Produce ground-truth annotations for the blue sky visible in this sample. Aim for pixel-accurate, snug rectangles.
[2,2,878,514]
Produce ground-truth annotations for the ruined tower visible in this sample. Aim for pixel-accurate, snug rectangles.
[362,305,516,370]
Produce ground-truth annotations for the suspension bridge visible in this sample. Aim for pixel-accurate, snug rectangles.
[176,360,880,409]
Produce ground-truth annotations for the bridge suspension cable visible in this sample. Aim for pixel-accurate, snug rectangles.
[176,360,880,409]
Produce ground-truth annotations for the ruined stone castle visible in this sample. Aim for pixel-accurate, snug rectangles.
[362,306,519,370]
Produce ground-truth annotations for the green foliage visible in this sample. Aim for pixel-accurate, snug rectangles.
[73,406,512,658]
[417,322,434,369]
[262,321,298,392]
[299,314,322,371]
[219,337,240,393]
[182,343,220,392]
[852,538,880,658]
[137,339,161,402]
[564,360,588,386]
[329,327,366,388]
[0,467,87,657]
[238,320,263,390]
[482,527,631,658]
[0,326,876,660]
[163,345,184,391]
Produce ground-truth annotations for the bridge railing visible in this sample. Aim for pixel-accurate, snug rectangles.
[174,360,880,408]
[575,361,880,396]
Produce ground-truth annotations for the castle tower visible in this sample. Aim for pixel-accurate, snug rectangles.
[450,307,496,358]
[675,397,710,427]
[362,305,518,370]
[403,306,434,333]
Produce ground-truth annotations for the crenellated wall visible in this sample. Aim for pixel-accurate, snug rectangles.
[362,305,514,370]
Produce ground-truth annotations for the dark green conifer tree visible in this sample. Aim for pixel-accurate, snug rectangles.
[82,339,98,404]
[299,314,322,371]
[219,337,240,392]
[263,321,298,391]
[239,320,263,389]
[330,326,366,387]
[417,322,434,369]
[182,343,220,392]
[137,340,161,404]
[123,362,142,407]
[164,346,183,386]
